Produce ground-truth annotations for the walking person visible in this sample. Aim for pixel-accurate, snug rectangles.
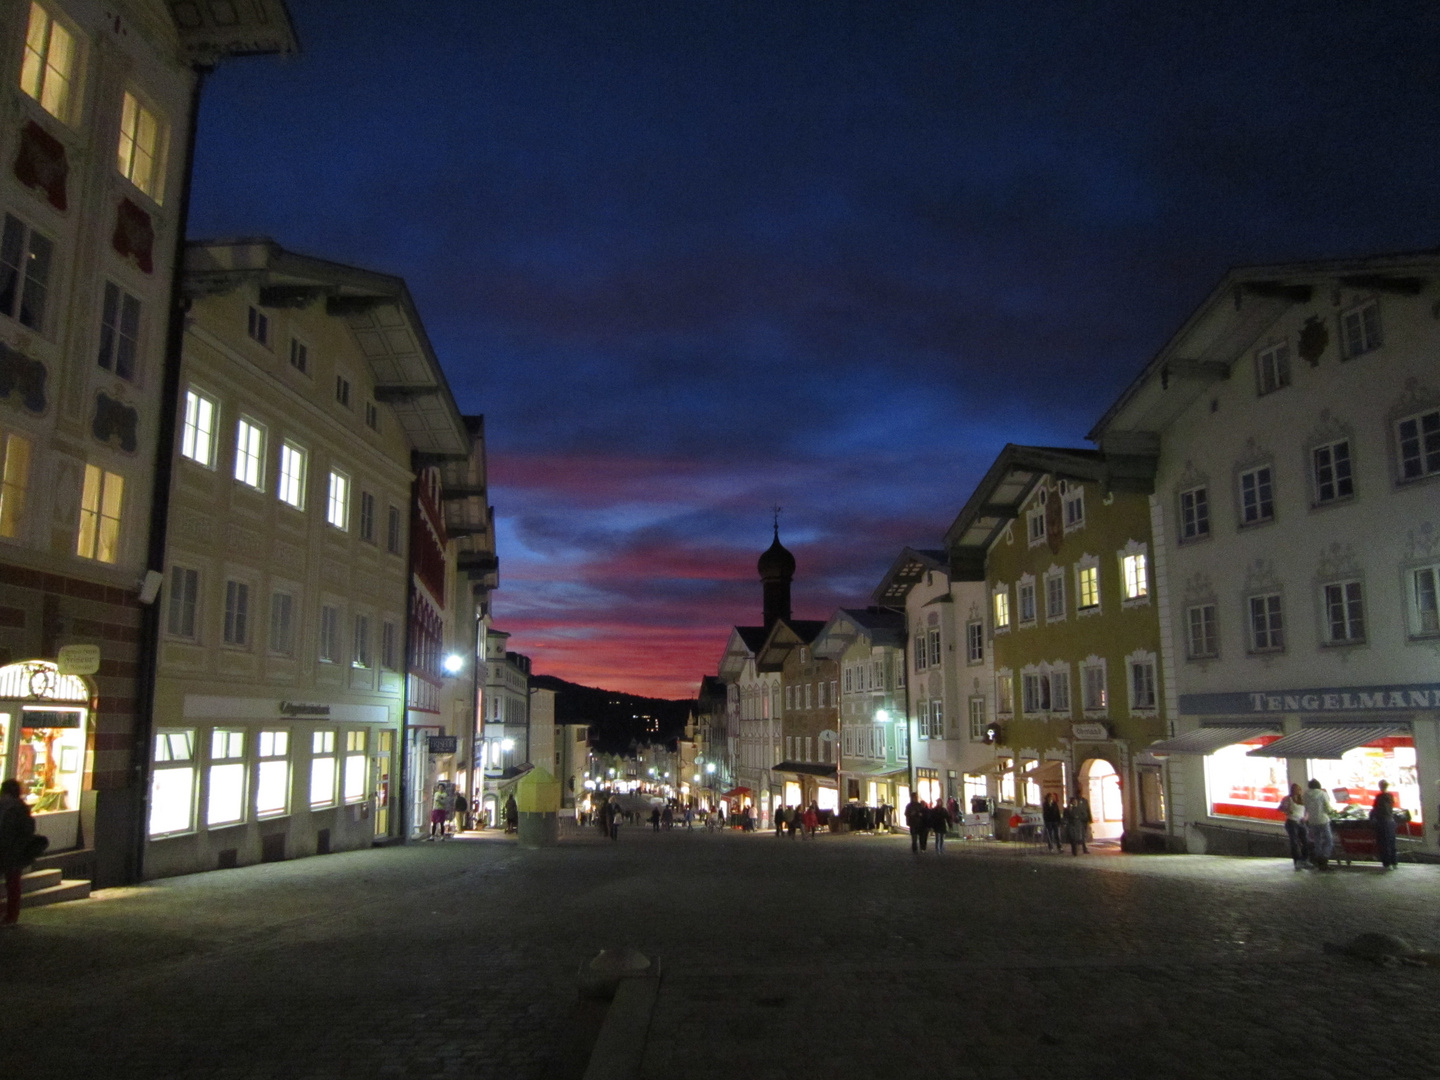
[1042,793,1064,852]
[429,783,450,840]
[1064,793,1091,855]
[1279,783,1309,870]
[905,794,929,852]
[650,806,661,832]
[802,803,819,839]
[1,778,41,927]
[504,793,519,835]
[774,805,786,838]
[1370,779,1399,870]
[451,785,468,836]
[929,800,950,853]
[1303,778,1335,870]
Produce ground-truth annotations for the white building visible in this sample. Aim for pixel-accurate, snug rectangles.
[1092,250,1440,856]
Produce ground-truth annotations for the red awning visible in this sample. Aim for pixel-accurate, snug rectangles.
[723,786,751,798]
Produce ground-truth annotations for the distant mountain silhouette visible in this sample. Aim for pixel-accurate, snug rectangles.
[530,673,695,754]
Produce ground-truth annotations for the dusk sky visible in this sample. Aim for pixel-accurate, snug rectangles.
[189,1,1440,700]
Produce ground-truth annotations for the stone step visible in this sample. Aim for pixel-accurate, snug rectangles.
[21,879,91,909]
[20,868,61,895]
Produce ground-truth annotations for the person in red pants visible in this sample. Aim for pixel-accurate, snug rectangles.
[1,778,38,926]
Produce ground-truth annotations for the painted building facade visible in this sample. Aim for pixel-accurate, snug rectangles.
[760,618,837,812]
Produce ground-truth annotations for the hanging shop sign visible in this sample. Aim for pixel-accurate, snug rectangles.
[57,644,101,676]
[428,736,458,754]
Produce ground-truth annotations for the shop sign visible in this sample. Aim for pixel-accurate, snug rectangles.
[428,736,458,754]
[57,644,101,676]
[279,701,331,717]
[1182,683,1440,716]
[1072,722,1109,741]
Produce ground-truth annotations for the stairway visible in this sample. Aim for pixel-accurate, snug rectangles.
[20,866,91,909]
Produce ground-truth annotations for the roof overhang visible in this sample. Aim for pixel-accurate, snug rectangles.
[871,548,948,607]
[167,1,300,65]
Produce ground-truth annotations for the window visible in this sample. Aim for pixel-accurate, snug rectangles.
[916,701,931,740]
[353,614,371,668]
[843,667,853,694]
[931,701,944,739]
[327,470,349,530]
[166,566,198,638]
[1312,440,1353,504]
[386,505,402,554]
[1051,667,1071,713]
[335,375,351,408]
[234,418,265,489]
[97,282,141,378]
[913,635,927,672]
[1255,341,1290,395]
[255,730,290,818]
[359,491,376,543]
[1323,581,1365,644]
[1186,604,1218,659]
[1021,673,1044,714]
[969,698,986,742]
[20,3,78,123]
[181,389,217,468]
[1076,564,1099,612]
[223,580,250,646]
[1238,466,1274,525]
[1179,486,1209,541]
[0,213,53,332]
[1082,663,1107,711]
[1063,485,1085,530]
[1130,659,1157,710]
[1121,553,1148,601]
[1249,593,1284,652]
[996,672,1013,715]
[966,621,984,663]
[1397,408,1440,482]
[381,621,398,669]
[1019,580,1036,624]
[0,432,30,538]
[319,605,340,663]
[278,442,307,509]
[148,730,196,837]
[76,464,123,563]
[343,731,366,803]
[289,338,308,373]
[365,401,379,431]
[207,730,246,827]
[927,628,941,667]
[993,588,1011,631]
[310,730,337,809]
[1340,299,1381,358]
[269,591,295,655]
[1412,566,1440,637]
[247,305,269,346]
[1027,508,1046,545]
[116,91,165,202]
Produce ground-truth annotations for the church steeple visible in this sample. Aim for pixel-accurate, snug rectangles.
[757,508,794,629]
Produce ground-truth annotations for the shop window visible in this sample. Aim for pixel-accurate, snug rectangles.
[255,729,290,817]
[117,90,167,202]
[0,432,31,539]
[149,729,196,837]
[1179,486,1209,541]
[310,730,336,809]
[1019,579,1037,624]
[222,580,250,647]
[234,417,266,490]
[326,470,349,530]
[1312,439,1354,505]
[1205,740,1285,822]
[1339,298,1381,359]
[1322,580,1365,644]
[1411,565,1440,637]
[344,730,367,802]
[269,591,295,655]
[181,388,218,468]
[1397,408,1440,482]
[1186,603,1218,659]
[1238,466,1275,526]
[76,464,123,563]
[1,213,54,333]
[1308,739,1421,828]
[97,282,141,379]
[278,441,307,509]
[993,587,1011,632]
[1138,767,1166,826]
[1255,341,1291,396]
[966,620,984,663]
[206,729,246,827]
[21,3,80,124]
[1248,593,1284,652]
[166,565,198,639]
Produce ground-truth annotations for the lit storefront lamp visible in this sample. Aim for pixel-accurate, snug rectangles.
[501,738,515,751]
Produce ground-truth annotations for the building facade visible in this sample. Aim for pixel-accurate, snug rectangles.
[760,618,836,812]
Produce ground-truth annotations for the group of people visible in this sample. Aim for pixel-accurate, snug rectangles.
[773,803,825,839]
[1279,778,1401,871]
[427,782,478,840]
[1041,793,1094,855]
[903,794,961,852]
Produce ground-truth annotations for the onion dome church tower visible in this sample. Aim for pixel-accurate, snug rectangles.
[757,515,795,630]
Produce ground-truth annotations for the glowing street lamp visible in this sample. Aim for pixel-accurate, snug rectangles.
[443,653,464,675]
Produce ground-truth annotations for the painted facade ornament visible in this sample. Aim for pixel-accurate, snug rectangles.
[92,391,139,452]
[13,120,68,210]
[0,342,48,413]
[112,197,155,273]
[1298,315,1328,366]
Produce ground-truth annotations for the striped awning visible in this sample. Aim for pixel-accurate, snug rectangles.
[1146,726,1279,756]
[1248,724,1404,760]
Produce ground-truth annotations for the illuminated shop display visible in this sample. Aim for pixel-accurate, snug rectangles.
[1308,739,1421,833]
[1204,739,1285,821]
[0,662,93,848]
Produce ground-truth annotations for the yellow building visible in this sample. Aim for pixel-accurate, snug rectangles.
[946,444,1172,850]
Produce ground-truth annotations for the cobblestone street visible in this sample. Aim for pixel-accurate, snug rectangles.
[4,828,1439,1079]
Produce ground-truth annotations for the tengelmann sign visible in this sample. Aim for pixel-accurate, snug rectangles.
[1180,684,1440,716]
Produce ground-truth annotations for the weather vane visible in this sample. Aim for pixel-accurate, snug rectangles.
[772,504,782,534]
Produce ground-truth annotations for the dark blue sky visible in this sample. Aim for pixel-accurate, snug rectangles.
[190,0,1440,696]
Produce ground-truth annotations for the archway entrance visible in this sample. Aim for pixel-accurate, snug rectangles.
[0,661,93,851]
[1081,758,1124,840]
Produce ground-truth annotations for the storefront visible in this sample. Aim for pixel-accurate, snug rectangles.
[0,661,93,852]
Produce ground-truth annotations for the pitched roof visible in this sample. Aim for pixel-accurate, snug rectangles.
[871,547,949,607]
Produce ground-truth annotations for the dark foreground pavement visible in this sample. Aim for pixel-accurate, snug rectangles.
[3,827,1439,1080]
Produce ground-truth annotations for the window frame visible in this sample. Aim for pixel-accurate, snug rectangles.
[116,88,168,204]
[1322,579,1366,646]
[1185,602,1219,660]
[1396,407,1440,484]
[268,590,296,656]
[1238,465,1275,527]
[359,490,376,543]
[255,729,291,819]
[206,728,247,828]
[386,505,403,555]
[97,280,142,380]
[993,586,1012,632]
[0,431,32,540]
[0,212,55,335]
[1178,485,1210,543]
[965,620,984,664]
[1075,558,1100,615]
[166,564,199,639]
[76,463,123,564]
[1248,592,1285,653]
[148,728,197,838]
[1018,578,1037,626]
[1311,438,1355,506]
[222,579,251,647]
[1408,564,1440,638]
[1062,484,1085,532]
[288,337,309,375]
[247,305,270,348]
[20,2,83,125]
[180,387,218,469]
[326,469,350,531]
[319,604,341,664]
[1339,298,1381,359]
[309,729,337,809]
[1254,340,1291,396]
[278,441,307,510]
[233,417,266,491]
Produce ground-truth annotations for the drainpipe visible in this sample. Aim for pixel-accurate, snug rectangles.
[398,465,419,843]
[902,622,915,802]
[130,63,210,885]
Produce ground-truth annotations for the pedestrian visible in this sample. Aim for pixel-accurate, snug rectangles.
[1303,779,1335,870]
[650,806,661,832]
[802,803,819,839]
[905,793,929,852]
[430,783,450,840]
[662,804,673,830]
[786,806,799,839]
[1064,793,1091,855]
[606,799,621,841]
[451,785,468,835]
[1,778,42,927]
[1279,783,1309,870]
[929,800,950,853]
[947,795,960,824]
[774,805,787,837]
[684,806,693,830]
[1370,779,1399,870]
[1042,793,1064,852]
[504,793,518,835]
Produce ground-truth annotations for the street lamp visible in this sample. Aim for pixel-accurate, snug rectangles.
[443,653,464,675]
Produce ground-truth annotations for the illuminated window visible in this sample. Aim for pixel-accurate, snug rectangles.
[343,730,367,803]
[149,729,196,837]
[1186,603,1218,659]
[310,730,336,809]
[0,213,54,333]
[97,282,140,378]
[1179,486,1209,540]
[1312,440,1353,504]
[207,729,246,827]
[1397,408,1440,482]
[269,592,295,655]
[222,580,250,646]
[117,91,166,202]
[1323,580,1365,644]
[0,432,31,538]
[278,441,306,509]
[1340,299,1381,359]
[1248,593,1284,652]
[1239,466,1274,525]
[180,388,217,468]
[1076,564,1099,611]
[20,3,78,124]
[993,588,1011,631]
[234,418,265,489]
[76,464,123,563]
[326,470,349,530]
[255,729,290,817]
[1121,552,1148,601]
[1255,341,1290,396]
[166,565,198,638]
